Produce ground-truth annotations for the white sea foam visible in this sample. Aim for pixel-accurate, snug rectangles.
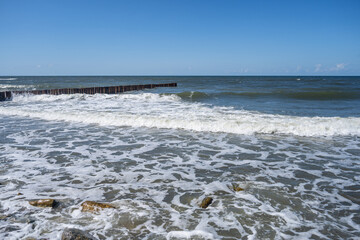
[1,93,359,137]
[0,113,359,239]
[0,78,17,81]
[167,230,216,239]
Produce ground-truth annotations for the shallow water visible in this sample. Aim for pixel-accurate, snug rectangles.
[0,76,360,239]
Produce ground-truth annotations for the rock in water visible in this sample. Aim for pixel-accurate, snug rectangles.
[232,183,244,192]
[81,201,115,213]
[0,215,9,220]
[29,199,55,208]
[199,197,213,209]
[61,228,96,240]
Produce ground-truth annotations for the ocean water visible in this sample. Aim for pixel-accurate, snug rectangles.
[0,76,359,239]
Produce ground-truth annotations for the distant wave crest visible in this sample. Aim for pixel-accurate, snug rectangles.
[166,91,209,100]
[165,90,360,101]
[224,90,360,101]
[0,84,35,89]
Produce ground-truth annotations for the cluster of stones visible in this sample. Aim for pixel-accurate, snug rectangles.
[27,200,116,239]
[199,184,244,209]
[24,183,244,239]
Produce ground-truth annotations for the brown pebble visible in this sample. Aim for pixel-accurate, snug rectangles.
[29,199,55,208]
[81,201,115,213]
[234,186,244,191]
[17,193,23,196]
[199,197,213,209]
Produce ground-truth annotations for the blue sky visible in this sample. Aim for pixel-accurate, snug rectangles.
[0,0,359,75]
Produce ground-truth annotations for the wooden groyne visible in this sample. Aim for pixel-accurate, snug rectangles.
[0,83,177,101]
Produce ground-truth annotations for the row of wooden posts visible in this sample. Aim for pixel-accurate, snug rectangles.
[0,83,177,101]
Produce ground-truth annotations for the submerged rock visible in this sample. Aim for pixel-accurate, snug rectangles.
[61,228,96,240]
[199,197,213,209]
[29,199,55,208]
[232,183,244,192]
[0,215,9,220]
[81,201,115,213]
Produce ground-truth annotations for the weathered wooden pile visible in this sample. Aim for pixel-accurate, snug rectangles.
[0,82,177,101]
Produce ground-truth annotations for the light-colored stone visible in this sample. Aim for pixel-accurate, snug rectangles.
[81,201,115,213]
[29,199,55,208]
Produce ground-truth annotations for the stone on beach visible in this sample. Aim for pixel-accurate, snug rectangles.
[199,197,213,209]
[61,228,96,240]
[28,199,55,208]
[81,201,115,213]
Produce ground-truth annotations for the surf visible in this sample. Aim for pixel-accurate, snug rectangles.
[1,93,359,137]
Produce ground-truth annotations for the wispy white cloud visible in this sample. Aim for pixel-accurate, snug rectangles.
[314,64,322,72]
[314,63,347,73]
[331,63,346,71]
[232,68,249,74]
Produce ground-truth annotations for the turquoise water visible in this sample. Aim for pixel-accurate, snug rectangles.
[0,76,359,239]
[1,76,359,117]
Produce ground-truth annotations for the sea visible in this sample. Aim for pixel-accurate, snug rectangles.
[0,76,359,240]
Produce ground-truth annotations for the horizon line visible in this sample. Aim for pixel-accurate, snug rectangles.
[1,74,359,77]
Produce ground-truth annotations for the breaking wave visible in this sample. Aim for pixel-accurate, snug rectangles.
[1,93,359,137]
